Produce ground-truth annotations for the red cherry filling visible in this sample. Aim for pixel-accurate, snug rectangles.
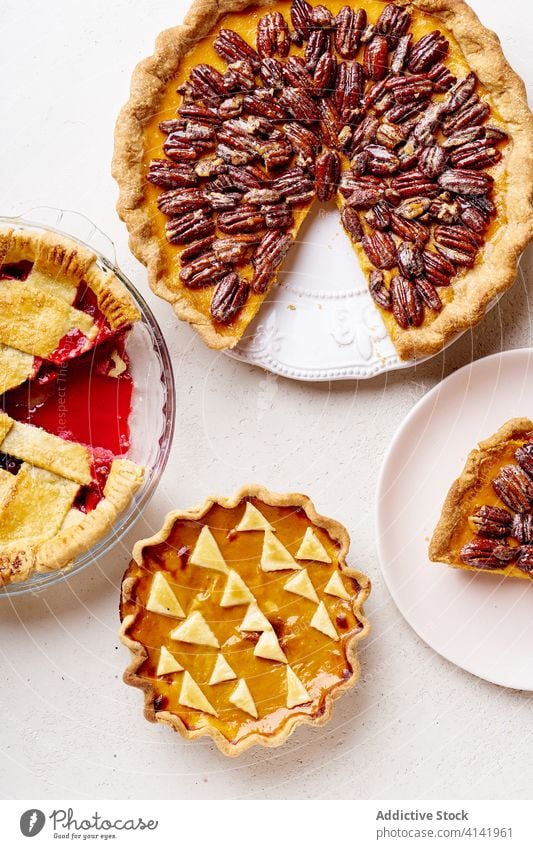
[0,260,34,281]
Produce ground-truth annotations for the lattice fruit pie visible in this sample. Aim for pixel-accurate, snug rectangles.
[0,227,145,586]
[430,419,533,581]
[120,487,370,755]
[113,0,533,359]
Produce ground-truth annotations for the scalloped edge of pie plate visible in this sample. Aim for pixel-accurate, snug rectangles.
[223,206,507,382]
[0,210,176,597]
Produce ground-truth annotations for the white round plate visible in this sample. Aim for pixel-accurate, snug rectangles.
[376,348,533,690]
[225,203,467,381]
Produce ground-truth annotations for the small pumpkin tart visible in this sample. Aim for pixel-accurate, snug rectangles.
[120,485,370,756]
[430,418,533,581]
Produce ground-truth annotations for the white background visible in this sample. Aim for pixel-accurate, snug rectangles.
[0,0,532,800]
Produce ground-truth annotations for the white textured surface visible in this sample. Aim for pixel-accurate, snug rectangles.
[0,0,532,800]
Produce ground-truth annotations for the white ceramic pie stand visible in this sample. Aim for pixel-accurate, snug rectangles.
[376,349,533,691]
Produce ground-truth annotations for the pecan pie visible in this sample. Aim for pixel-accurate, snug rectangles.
[120,486,370,755]
[113,0,533,359]
[0,226,145,586]
[430,419,533,581]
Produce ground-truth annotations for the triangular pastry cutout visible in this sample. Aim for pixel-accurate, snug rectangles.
[310,601,338,641]
[178,671,218,716]
[170,611,220,647]
[286,666,312,708]
[189,525,229,573]
[156,646,184,676]
[260,530,301,572]
[209,653,237,685]
[220,570,255,608]
[235,501,275,532]
[295,527,331,563]
[254,630,288,664]
[229,679,258,719]
[239,602,272,633]
[324,571,351,601]
[146,572,186,618]
[283,569,319,603]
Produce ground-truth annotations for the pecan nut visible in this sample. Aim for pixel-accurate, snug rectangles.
[179,253,228,288]
[212,238,251,265]
[438,169,493,196]
[422,250,455,286]
[493,465,533,513]
[390,34,412,74]
[512,512,533,545]
[390,274,424,328]
[251,230,294,293]
[214,28,260,70]
[340,206,363,242]
[283,124,320,167]
[516,546,533,573]
[290,0,312,41]
[257,12,290,58]
[157,188,210,215]
[408,30,449,73]
[334,6,366,59]
[189,64,227,101]
[362,231,397,269]
[147,160,198,189]
[259,57,284,89]
[415,278,442,311]
[469,505,513,538]
[365,144,400,176]
[460,538,515,570]
[210,272,250,324]
[315,149,341,202]
[419,144,448,178]
[515,443,533,479]
[218,204,266,234]
[389,212,429,247]
[272,166,315,204]
[165,211,215,245]
[365,201,391,231]
[305,28,330,73]
[397,241,424,279]
[363,35,389,81]
[313,53,338,96]
[376,3,411,44]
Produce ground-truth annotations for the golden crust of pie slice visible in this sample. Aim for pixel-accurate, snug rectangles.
[113,0,533,359]
[430,418,533,581]
[119,485,371,756]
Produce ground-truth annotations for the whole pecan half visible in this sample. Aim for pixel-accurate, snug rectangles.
[408,30,449,73]
[415,278,442,311]
[512,512,533,545]
[223,60,256,93]
[243,90,281,119]
[395,197,432,220]
[157,188,210,215]
[218,204,266,234]
[390,34,412,74]
[442,97,490,136]
[272,166,315,204]
[422,250,455,286]
[318,99,342,148]
[365,201,391,231]
[283,124,320,167]
[316,149,341,202]
[340,206,363,242]
[257,12,290,58]
[165,211,215,245]
[365,144,400,176]
[177,103,221,125]
[469,505,513,538]
[214,28,260,70]
[313,53,338,96]
[264,203,294,230]
[362,231,397,269]
[210,272,250,324]
[180,236,216,264]
[493,465,533,513]
[259,57,285,89]
[437,169,493,197]
[189,64,227,101]
[147,160,198,189]
[179,253,228,288]
[397,241,424,279]
[251,230,294,293]
[419,144,448,178]
[290,0,313,41]
[335,6,366,59]
[369,270,392,310]
[279,86,319,123]
[390,274,424,328]
[363,35,389,81]
[460,538,515,570]
[305,29,330,73]
[443,72,477,114]
[212,238,251,265]
[391,170,438,199]
[450,141,501,170]
[428,62,456,93]
[376,3,411,44]
[389,212,429,247]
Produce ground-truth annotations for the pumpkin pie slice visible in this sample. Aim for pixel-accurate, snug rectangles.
[430,418,533,580]
[113,0,533,359]
[120,485,370,755]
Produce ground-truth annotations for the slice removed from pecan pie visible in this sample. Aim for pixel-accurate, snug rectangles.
[113,0,533,358]
[120,486,370,755]
[0,226,145,586]
[430,418,533,581]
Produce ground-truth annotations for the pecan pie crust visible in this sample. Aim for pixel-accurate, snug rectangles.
[430,418,533,581]
[119,485,370,756]
[0,227,144,586]
[113,0,533,358]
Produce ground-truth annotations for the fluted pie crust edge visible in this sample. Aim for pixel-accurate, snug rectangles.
[112,0,533,358]
[119,484,371,756]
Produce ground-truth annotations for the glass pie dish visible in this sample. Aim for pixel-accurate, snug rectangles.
[0,208,175,597]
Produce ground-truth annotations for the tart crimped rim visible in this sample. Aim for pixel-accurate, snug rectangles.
[119,484,371,757]
[112,0,533,359]
[429,417,533,581]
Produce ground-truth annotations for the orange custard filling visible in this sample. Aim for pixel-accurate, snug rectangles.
[120,495,370,748]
